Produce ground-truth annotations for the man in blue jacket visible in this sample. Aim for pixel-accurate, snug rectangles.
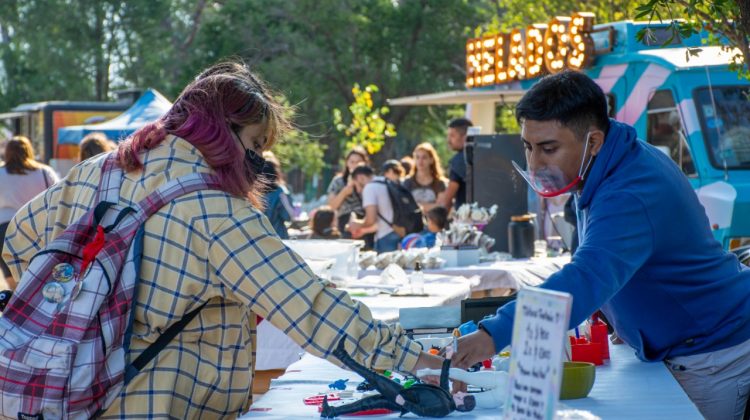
[451,70,750,419]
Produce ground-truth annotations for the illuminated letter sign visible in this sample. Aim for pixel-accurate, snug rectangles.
[507,29,525,80]
[544,17,571,73]
[481,35,498,85]
[568,12,596,70]
[466,12,597,87]
[526,24,548,79]
[466,38,482,87]
[495,33,510,83]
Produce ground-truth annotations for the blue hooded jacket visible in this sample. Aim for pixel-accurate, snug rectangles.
[480,119,750,361]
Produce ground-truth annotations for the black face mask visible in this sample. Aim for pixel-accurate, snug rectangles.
[244,147,267,175]
[234,127,276,184]
[243,144,277,186]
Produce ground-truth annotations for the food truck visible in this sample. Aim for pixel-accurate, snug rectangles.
[389,14,750,250]
[0,100,128,174]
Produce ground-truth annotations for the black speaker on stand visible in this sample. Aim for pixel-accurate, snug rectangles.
[465,134,528,252]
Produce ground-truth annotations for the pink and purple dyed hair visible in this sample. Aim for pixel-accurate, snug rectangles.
[116,61,289,206]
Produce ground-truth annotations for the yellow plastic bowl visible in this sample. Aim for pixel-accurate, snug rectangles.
[560,361,596,400]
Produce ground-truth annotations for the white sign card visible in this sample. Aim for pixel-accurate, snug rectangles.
[503,287,572,420]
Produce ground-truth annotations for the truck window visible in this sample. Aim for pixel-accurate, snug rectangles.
[646,90,696,176]
[694,86,750,170]
[606,93,616,118]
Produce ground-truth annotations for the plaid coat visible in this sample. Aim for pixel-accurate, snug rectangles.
[3,136,421,419]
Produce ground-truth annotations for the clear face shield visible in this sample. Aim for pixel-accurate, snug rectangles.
[512,132,594,198]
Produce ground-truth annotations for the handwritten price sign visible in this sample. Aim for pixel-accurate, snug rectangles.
[504,287,572,420]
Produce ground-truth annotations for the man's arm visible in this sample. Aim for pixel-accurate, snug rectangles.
[348,205,378,238]
[454,192,655,367]
[362,205,378,228]
[440,181,460,209]
[348,183,379,237]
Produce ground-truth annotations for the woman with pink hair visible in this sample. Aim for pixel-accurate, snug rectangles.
[3,60,442,418]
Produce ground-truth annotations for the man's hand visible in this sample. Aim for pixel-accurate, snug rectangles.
[451,330,496,370]
[347,220,364,238]
[412,352,443,378]
[344,179,356,195]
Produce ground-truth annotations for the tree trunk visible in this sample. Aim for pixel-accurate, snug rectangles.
[94,3,106,100]
[737,0,750,75]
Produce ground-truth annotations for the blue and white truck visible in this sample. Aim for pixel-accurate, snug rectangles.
[390,15,750,250]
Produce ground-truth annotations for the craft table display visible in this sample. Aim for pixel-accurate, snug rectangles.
[242,343,702,419]
[255,275,473,370]
[257,257,570,371]
[360,257,569,297]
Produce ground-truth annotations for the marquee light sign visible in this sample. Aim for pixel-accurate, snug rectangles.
[466,12,596,87]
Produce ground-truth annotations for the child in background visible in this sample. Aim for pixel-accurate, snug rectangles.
[422,206,449,248]
[310,206,341,239]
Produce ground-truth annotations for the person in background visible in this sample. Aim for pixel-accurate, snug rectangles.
[440,118,473,210]
[347,165,400,253]
[450,70,750,420]
[399,155,414,179]
[79,132,117,162]
[403,142,448,212]
[2,61,444,418]
[310,206,341,239]
[563,194,578,254]
[0,136,60,288]
[261,151,294,239]
[327,147,370,238]
[0,139,8,162]
[381,159,404,183]
[422,205,449,248]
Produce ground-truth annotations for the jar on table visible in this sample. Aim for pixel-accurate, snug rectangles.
[508,214,535,259]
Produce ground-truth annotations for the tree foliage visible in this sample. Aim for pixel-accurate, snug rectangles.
[476,0,641,34]
[0,0,213,110]
[8,0,710,193]
[274,98,327,179]
[333,84,396,155]
[634,0,750,79]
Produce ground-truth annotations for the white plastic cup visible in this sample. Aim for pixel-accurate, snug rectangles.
[533,240,548,258]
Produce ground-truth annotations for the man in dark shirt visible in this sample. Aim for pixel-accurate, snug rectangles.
[440,118,472,210]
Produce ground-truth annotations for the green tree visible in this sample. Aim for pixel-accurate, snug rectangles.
[0,0,211,111]
[477,0,641,34]
[0,0,121,108]
[634,0,750,79]
[192,0,491,173]
[0,0,541,193]
[274,98,327,179]
[333,84,396,155]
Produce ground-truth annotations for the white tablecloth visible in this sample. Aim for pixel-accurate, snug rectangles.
[255,275,473,370]
[243,343,701,419]
[360,257,569,292]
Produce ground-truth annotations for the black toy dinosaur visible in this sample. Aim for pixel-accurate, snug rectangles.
[320,337,475,418]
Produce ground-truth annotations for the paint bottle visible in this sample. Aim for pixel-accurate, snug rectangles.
[410,262,424,295]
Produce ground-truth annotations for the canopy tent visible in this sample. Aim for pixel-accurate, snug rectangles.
[57,89,172,145]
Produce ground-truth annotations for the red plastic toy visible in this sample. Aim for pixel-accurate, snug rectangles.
[590,317,610,360]
[305,393,341,405]
[570,336,603,365]
[317,405,393,416]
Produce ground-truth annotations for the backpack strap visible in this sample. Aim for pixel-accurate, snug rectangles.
[118,170,222,385]
[123,301,207,385]
[373,179,395,226]
[132,173,222,224]
[97,153,126,205]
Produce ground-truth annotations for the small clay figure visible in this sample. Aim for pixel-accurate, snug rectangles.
[320,337,475,418]
[328,379,348,390]
[417,367,509,409]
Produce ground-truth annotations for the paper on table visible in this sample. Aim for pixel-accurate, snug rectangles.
[504,287,572,420]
